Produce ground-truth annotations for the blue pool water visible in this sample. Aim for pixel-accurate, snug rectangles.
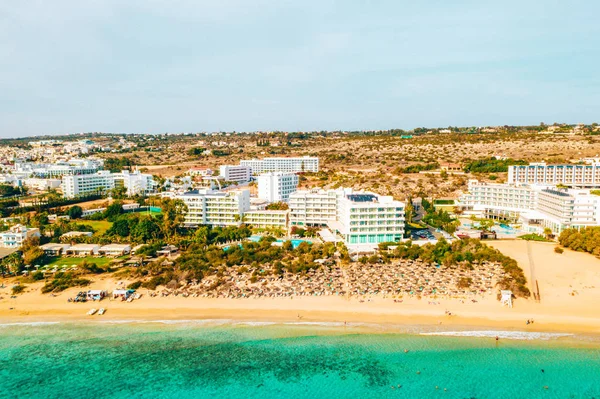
[276,238,311,248]
[224,238,310,251]
[1,322,599,398]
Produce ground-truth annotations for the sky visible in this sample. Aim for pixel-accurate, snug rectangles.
[1,0,599,138]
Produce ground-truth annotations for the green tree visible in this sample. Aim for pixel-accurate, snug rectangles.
[104,202,124,221]
[160,198,187,242]
[67,205,83,219]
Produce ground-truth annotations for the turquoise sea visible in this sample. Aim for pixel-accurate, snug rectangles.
[1,321,600,399]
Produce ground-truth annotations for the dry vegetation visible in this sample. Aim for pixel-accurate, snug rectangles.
[100,132,600,200]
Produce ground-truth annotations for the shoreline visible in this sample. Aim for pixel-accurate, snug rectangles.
[2,295,600,338]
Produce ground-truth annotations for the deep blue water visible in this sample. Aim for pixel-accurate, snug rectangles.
[1,321,599,399]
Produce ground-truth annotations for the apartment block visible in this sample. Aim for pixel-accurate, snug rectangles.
[240,156,319,174]
[257,172,299,203]
[219,165,252,182]
[508,163,600,187]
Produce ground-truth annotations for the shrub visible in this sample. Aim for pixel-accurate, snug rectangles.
[128,281,143,290]
[554,247,564,254]
[12,285,26,295]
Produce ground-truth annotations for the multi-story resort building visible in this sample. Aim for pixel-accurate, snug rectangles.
[257,172,299,203]
[289,189,339,227]
[335,192,405,245]
[240,156,319,175]
[508,163,600,187]
[290,188,405,248]
[62,170,155,198]
[113,170,157,197]
[457,180,539,221]
[243,210,289,230]
[175,189,251,227]
[219,165,252,182]
[458,180,600,234]
[13,158,102,178]
[0,225,41,248]
[62,171,115,198]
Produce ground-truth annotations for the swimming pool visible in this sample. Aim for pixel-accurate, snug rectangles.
[224,237,311,250]
[275,239,311,249]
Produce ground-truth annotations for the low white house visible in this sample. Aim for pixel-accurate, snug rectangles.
[66,244,100,256]
[99,244,131,256]
[0,225,41,248]
[40,243,72,256]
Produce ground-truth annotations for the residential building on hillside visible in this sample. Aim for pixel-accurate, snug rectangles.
[240,156,319,174]
[257,172,299,203]
[176,189,251,227]
[508,163,600,187]
[0,225,41,248]
[219,165,252,182]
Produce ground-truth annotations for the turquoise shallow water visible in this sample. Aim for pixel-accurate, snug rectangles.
[1,321,600,399]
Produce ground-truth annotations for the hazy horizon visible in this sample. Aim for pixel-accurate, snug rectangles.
[1,1,599,139]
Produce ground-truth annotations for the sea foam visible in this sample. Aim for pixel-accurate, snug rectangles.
[0,321,60,328]
[420,330,573,340]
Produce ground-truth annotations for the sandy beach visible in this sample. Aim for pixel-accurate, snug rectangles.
[1,241,599,335]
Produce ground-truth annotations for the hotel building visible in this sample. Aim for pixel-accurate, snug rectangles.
[219,165,252,182]
[62,170,155,198]
[240,156,319,174]
[257,172,299,203]
[243,210,289,230]
[176,189,251,227]
[289,188,405,247]
[508,163,600,187]
[458,180,600,234]
[62,171,115,198]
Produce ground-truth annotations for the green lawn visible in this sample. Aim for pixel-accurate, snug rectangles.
[77,220,113,234]
[43,256,115,269]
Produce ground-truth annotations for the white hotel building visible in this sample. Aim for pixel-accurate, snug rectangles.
[61,170,155,198]
[508,163,600,187]
[219,165,252,182]
[458,180,600,234]
[14,158,102,178]
[62,171,114,198]
[176,189,251,227]
[257,172,299,203]
[290,188,405,247]
[240,156,319,175]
